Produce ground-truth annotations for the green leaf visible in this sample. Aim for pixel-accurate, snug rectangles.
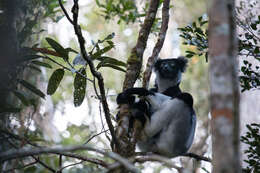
[250,23,257,30]
[192,21,197,28]
[106,40,114,47]
[46,37,68,60]
[185,51,195,55]
[20,55,45,62]
[19,80,45,99]
[92,45,114,59]
[186,54,194,58]
[74,68,87,107]
[31,61,52,69]
[47,68,65,95]
[96,56,126,67]
[27,65,42,72]
[65,48,78,54]
[97,63,126,72]
[254,47,260,54]
[104,32,115,41]
[13,90,30,106]
[200,21,208,26]
[198,16,202,22]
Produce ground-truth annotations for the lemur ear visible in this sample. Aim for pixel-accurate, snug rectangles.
[177,56,188,72]
[153,58,162,70]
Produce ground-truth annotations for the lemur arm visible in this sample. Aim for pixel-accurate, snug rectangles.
[116,87,154,105]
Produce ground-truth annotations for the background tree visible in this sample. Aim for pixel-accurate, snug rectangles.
[1,0,259,172]
[208,0,241,172]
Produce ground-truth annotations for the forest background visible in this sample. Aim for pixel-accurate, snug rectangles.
[0,0,259,172]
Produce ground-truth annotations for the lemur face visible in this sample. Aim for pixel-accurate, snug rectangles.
[153,57,188,79]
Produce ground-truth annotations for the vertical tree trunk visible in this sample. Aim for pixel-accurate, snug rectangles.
[208,0,241,173]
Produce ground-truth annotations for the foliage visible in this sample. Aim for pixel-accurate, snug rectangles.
[32,33,126,107]
[236,0,260,92]
[18,0,65,44]
[178,15,208,60]
[95,0,163,33]
[42,0,66,22]
[241,123,260,173]
[95,0,142,24]
[178,10,260,92]
[4,30,126,112]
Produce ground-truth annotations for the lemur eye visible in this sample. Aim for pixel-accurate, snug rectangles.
[161,62,167,67]
[170,63,175,67]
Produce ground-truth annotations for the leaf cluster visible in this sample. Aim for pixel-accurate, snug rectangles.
[240,60,260,92]
[178,15,208,60]
[178,10,260,92]
[42,33,126,107]
[95,0,163,33]
[241,123,260,173]
[3,31,127,113]
[95,0,143,24]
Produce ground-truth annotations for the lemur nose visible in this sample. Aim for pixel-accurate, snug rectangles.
[162,64,170,71]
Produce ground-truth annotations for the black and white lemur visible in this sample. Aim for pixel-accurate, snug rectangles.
[116,56,196,157]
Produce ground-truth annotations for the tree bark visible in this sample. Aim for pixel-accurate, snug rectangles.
[208,0,241,173]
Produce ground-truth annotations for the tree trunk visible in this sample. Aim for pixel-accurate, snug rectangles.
[208,0,241,173]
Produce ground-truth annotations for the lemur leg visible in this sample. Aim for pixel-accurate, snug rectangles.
[144,98,189,137]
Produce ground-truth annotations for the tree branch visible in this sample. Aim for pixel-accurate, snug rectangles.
[181,153,212,162]
[0,145,139,173]
[122,0,161,90]
[132,0,170,145]
[59,0,119,148]
[53,152,108,168]
[57,161,84,172]
[115,0,161,158]
[84,129,109,144]
[1,129,108,169]
[108,154,183,172]
[58,0,73,24]
[142,0,170,88]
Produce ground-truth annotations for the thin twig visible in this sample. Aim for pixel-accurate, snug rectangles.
[53,152,108,168]
[84,129,109,144]
[58,0,73,24]
[235,15,260,41]
[45,56,94,83]
[67,0,118,148]
[181,153,212,162]
[33,156,56,172]
[93,77,101,100]
[3,160,37,173]
[59,155,62,172]
[57,161,84,172]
